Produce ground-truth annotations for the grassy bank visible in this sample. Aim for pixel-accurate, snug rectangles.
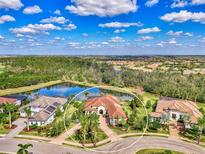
[0,80,63,96]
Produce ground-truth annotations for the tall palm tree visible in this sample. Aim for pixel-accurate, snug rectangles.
[196,115,205,144]
[4,103,16,128]
[90,113,99,147]
[17,143,33,154]
[80,115,89,146]
[24,107,32,131]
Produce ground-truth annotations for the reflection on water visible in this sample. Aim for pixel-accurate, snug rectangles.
[23,83,133,101]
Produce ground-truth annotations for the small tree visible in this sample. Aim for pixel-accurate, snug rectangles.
[55,107,62,117]
[4,103,16,128]
[146,100,152,109]
[17,143,33,154]
[90,113,99,147]
[24,107,32,131]
[196,115,205,144]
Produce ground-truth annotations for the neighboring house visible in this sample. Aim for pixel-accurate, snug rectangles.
[84,95,127,126]
[20,96,67,126]
[4,95,27,104]
[149,97,202,129]
[0,97,21,106]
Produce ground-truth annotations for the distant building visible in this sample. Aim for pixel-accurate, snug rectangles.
[20,96,67,126]
[84,95,127,126]
[149,97,202,129]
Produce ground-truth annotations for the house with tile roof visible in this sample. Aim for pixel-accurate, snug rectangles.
[149,97,202,128]
[20,96,67,126]
[0,97,21,106]
[84,95,127,126]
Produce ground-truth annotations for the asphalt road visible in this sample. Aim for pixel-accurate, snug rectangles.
[0,136,204,154]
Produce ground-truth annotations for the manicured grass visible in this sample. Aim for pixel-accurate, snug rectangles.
[136,149,184,154]
[67,129,108,144]
[0,125,10,134]
[0,80,63,96]
[19,130,47,137]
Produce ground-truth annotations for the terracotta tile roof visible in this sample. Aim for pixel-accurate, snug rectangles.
[84,95,126,119]
[0,97,17,104]
[150,97,202,123]
[149,112,162,118]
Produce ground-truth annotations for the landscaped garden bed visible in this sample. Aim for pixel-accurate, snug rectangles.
[136,149,184,154]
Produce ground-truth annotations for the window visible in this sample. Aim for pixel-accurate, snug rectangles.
[172,114,176,119]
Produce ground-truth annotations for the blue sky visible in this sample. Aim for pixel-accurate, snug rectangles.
[0,0,205,55]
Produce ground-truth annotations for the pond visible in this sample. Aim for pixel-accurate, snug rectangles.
[23,83,133,101]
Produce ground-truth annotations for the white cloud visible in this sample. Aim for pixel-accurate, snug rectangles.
[167,30,193,37]
[23,5,42,15]
[16,34,24,37]
[0,0,23,10]
[114,29,126,34]
[54,10,61,15]
[161,10,205,24]
[192,0,205,5]
[171,0,188,8]
[0,35,4,39]
[41,16,69,24]
[68,42,80,48]
[102,42,109,45]
[82,33,88,37]
[109,36,125,43]
[137,27,160,34]
[10,24,61,34]
[64,23,77,31]
[137,36,153,41]
[167,31,183,36]
[168,38,177,44]
[145,0,159,7]
[65,0,138,17]
[0,15,15,24]
[99,22,142,28]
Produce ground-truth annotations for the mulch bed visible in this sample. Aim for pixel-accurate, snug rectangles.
[4,124,17,129]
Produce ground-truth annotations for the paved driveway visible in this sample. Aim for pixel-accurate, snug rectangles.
[5,118,26,138]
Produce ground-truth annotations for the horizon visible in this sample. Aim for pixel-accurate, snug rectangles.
[0,0,205,55]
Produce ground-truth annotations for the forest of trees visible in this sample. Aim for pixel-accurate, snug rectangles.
[1,56,205,103]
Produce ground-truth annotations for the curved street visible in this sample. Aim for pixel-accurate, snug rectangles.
[0,136,205,154]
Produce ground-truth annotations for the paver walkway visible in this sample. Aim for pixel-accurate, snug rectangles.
[99,116,121,142]
[50,123,81,145]
[5,118,26,138]
[169,121,180,139]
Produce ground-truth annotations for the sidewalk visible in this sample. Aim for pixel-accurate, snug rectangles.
[5,118,26,138]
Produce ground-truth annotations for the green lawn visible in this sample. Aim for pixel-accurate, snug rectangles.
[0,125,10,134]
[67,128,108,144]
[136,149,184,154]
[0,63,5,74]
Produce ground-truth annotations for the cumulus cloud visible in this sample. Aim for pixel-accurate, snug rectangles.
[160,10,205,24]
[109,36,125,43]
[114,29,126,34]
[137,27,160,34]
[145,0,159,7]
[167,30,193,37]
[171,0,188,8]
[10,24,61,34]
[54,10,61,15]
[0,15,15,24]
[192,0,205,5]
[137,36,153,41]
[65,0,138,17]
[23,5,42,15]
[99,22,142,28]
[0,0,23,10]
[0,35,4,39]
[64,23,77,31]
[68,42,80,48]
[41,16,69,24]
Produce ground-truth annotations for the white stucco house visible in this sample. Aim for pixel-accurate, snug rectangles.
[20,96,67,126]
[149,97,202,129]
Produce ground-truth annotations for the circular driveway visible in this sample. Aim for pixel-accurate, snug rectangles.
[0,136,204,154]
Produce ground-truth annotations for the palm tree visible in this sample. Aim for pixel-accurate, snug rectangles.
[17,143,33,154]
[196,115,205,144]
[4,103,16,128]
[80,115,89,146]
[24,107,32,131]
[90,113,99,147]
